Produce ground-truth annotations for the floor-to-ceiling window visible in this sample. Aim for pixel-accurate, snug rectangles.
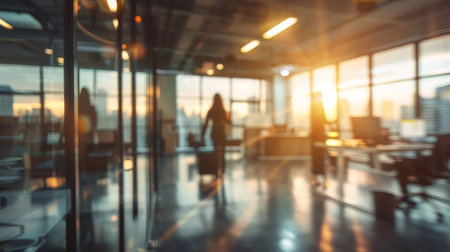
[338,56,370,138]
[288,72,311,136]
[313,65,338,125]
[419,34,450,134]
[288,34,450,138]
[176,75,269,150]
[176,75,201,148]
[372,44,416,133]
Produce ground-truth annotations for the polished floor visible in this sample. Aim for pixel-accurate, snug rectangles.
[40,152,450,251]
[150,153,450,252]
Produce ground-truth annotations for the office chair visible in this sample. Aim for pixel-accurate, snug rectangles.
[395,134,450,221]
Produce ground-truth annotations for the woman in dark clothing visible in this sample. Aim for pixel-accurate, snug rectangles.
[310,92,328,187]
[201,94,231,177]
[79,88,97,173]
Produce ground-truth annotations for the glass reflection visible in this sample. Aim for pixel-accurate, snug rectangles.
[0,62,67,249]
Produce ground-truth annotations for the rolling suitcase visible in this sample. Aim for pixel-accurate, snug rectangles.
[197,150,218,176]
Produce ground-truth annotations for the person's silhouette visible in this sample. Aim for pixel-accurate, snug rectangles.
[310,92,330,187]
[201,94,231,177]
[78,88,97,173]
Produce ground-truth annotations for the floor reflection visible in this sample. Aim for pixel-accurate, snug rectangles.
[152,153,450,252]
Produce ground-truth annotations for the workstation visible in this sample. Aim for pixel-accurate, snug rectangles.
[0,0,449,251]
[315,117,448,219]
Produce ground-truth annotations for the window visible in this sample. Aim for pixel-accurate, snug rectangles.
[0,64,40,92]
[176,75,268,148]
[419,34,450,76]
[338,56,370,131]
[202,76,230,99]
[339,56,369,88]
[95,70,118,129]
[44,66,64,92]
[177,75,201,148]
[137,73,149,150]
[373,81,415,133]
[419,75,450,133]
[80,69,94,92]
[313,65,337,122]
[231,78,260,101]
[289,72,310,133]
[201,76,230,118]
[372,44,415,83]
[338,88,370,130]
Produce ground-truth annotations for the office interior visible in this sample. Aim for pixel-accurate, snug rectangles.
[0,0,449,251]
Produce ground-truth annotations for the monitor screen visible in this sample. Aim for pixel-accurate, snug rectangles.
[400,119,426,138]
[351,117,383,143]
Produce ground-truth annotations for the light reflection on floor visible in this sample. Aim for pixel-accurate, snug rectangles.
[151,153,450,252]
[68,152,450,251]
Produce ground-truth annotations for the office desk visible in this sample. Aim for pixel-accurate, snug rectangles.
[261,133,310,157]
[314,140,434,200]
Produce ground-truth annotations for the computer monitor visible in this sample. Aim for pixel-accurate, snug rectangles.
[400,119,426,138]
[351,116,383,145]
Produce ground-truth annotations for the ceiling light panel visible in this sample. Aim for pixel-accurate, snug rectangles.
[263,17,298,39]
[0,18,13,29]
[240,40,260,53]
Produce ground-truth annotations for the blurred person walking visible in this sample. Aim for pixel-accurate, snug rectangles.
[201,93,231,178]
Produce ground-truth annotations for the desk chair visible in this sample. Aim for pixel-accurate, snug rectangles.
[395,134,450,221]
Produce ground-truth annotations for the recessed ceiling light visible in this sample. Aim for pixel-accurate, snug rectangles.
[280,69,290,77]
[263,17,298,39]
[44,48,53,55]
[122,50,129,61]
[104,0,118,12]
[57,57,64,64]
[240,40,260,53]
[113,19,118,29]
[216,63,224,70]
[206,69,214,75]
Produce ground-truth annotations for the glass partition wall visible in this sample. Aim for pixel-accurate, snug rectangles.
[0,0,155,251]
[288,34,450,138]
[0,0,70,250]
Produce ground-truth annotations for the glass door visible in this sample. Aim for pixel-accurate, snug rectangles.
[0,1,69,251]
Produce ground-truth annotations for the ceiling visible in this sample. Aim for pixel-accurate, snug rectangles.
[0,0,449,79]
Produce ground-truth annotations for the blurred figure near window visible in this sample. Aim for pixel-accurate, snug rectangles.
[201,93,231,177]
[311,92,329,187]
[79,88,97,173]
